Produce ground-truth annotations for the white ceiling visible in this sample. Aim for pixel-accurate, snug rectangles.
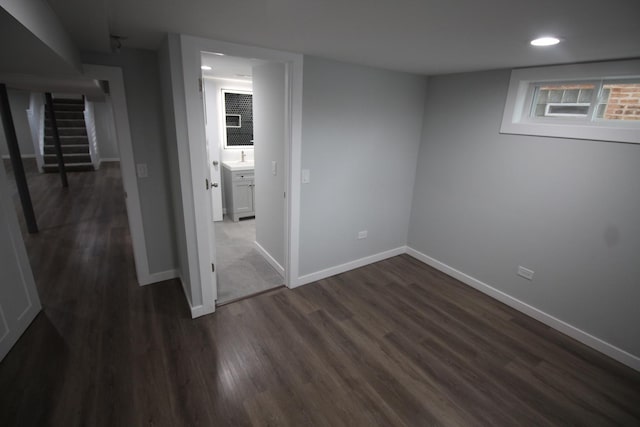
[50,0,640,75]
[201,53,263,82]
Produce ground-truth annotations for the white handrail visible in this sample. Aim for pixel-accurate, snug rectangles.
[83,98,100,169]
[26,93,45,172]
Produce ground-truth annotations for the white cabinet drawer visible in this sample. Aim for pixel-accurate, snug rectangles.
[232,171,254,181]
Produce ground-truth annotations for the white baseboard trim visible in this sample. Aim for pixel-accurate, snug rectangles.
[190,303,216,318]
[139,269,179,286]
[1,154,36,159]
[293,246,407,288]
[97,158,120,170]
[99,158,120,164]
[173,273,216,318]
[254,240,285,276]
[405,246,640,372]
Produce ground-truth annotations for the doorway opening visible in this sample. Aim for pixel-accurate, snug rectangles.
[0,65,149,360]
[200,52,286,304]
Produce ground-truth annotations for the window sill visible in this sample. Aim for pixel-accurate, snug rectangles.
[500,59,640,144]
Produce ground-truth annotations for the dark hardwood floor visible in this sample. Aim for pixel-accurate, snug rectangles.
[1,160,639,426]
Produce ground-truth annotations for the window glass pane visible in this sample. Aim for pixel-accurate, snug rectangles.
[562,89,579,103]
[599,83,640,121]
[537,89,549,103]
[533,83,596,119]
[546,104,590,116]
[578,88,593,103]
[548,90,563,102]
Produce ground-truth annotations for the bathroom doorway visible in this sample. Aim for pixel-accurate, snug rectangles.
[200,52,286,304]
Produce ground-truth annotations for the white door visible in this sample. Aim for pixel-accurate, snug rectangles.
[253,62,286,270]
[0,160,42,362]
[201,77,218,304]
[203,79,223,222]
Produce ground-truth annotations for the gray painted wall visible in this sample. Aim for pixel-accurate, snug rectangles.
[254,62,286,267]
[157,37,193,304]
[299,56,426,275]
[93,99,119,160]
[408,69,640,357]
[81,48,176,275]
[0,89,35,157]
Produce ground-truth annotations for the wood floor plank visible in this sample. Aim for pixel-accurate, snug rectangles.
[1,160,639,426]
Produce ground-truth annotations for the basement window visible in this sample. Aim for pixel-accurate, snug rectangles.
[500,59,640,144]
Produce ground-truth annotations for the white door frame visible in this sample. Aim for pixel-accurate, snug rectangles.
[82,64,157,286]
[178,35,303,314]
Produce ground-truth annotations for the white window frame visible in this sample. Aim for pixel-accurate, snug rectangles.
[500,59,640,144]
[544,102,591,117]
[225,113,241,128]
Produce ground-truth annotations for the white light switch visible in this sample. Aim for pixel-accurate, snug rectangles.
[517,266,534,280]
[272,161,277,176]
[301,169,310,184]
[136,163,148,178]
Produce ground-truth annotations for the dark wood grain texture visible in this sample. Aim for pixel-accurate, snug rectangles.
[1,161,639,426]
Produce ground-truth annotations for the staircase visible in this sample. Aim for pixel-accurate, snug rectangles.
[43,98,94,172]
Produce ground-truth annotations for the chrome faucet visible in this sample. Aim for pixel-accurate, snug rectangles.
[241,150,246,162]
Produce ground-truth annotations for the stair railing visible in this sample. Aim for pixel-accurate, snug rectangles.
[83,97,100,170]
[26,92,45,172]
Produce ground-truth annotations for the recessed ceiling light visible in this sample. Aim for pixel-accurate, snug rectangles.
[530,36,560,47]
[201,65,212,71]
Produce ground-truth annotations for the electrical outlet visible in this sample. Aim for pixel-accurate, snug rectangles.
[357,230,368,239]
[136,163,148,178]
[517,266,534,280]
[301,169,310,183]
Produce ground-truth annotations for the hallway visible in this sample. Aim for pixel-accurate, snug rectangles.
[1,162,639,426]
[0,162,195,425]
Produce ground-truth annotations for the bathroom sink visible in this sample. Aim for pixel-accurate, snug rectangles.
[222,160,254,171]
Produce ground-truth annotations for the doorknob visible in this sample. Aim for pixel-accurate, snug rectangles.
[212,160,219,166]
[206,179,219,190]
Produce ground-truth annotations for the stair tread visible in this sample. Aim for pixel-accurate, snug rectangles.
[46,162,93,165]
[43,152,90,158]
[44,136,89,139]
[45,126,87,129]
[42,162,94,172]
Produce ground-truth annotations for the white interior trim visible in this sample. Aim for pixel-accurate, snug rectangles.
[82,64,154,286]
[190,302,216,318]
[405,246,640,372]
[178,34,303,314]
[254,240,285,276]
[139,269,179,286]
[174,274,215,318]
[500,59,640,144]
[294,246,407,288]
[166,34,203,311]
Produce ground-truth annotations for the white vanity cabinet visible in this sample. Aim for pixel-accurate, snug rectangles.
[222,163,255,221]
